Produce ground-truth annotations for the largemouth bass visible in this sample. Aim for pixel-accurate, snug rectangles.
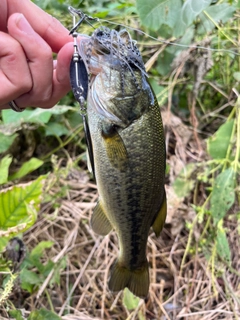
[77,27,167,298]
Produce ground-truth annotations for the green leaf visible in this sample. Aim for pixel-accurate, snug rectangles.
[42,260,55,277]
[66,111,83,129]
[233,72,240,81]
[0,237,9,253]
[178,25,195,48]
[9,310,25,320]
[216,221,231,263]
[20,241,55,290]
[149,79,168,106]
[2,105,74,125]
[0,121,22,135]
[28,309,61,320]
[0,132,17,153]
[45,122,69,136]
[0,155,12,185]
[198,3,236,34]
[24,241,54,273]
[20,241,54,276]
[157,47,176,76]
[173,0,212,36]
[0,176,44,230]
[49,257,66,286]
[9,158,44,181]
[148,79,166,100]
[182,0,212,25]
[43,105,74,115]
[20,269,42,286]
[173,163,196,198]
[20,269,42,293]
[2,109,51,125]
[136,0,181,31]
[123,288,140,310]
[210,168,235,224]
[30,241,54,260]
[207,120,234,159]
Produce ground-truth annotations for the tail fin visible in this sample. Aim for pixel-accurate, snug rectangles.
[108,259,149,298]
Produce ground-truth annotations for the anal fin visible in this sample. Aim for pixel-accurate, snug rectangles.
[91,201,112,235]
[152,190,167,237]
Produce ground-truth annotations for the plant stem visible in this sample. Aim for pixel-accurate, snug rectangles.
[203,11,238,47]
[233,97,240,172]
[41,125,83,161]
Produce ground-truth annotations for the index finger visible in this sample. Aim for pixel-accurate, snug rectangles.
[0,0,72,52]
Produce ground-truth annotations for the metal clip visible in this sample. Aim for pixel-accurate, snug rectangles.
[68,6,98,34]
[68,6,90,116]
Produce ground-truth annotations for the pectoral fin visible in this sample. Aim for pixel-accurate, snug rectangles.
[91,201,112,235]
[152,191,167,237]
[102,124,128,170]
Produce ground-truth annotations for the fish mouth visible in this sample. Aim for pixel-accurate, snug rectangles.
[77,27,148,78]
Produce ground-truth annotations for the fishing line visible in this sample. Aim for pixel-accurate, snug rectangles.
[68,8,239,57]
[93,18,240,57]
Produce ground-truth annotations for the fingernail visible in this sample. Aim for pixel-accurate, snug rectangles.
[16,14,34,35]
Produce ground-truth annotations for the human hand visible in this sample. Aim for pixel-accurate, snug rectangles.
[0,0,74,111]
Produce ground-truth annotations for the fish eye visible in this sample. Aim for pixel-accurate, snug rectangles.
[96,30,104,37]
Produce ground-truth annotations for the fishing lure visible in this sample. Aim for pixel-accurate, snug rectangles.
[68,6,97,177]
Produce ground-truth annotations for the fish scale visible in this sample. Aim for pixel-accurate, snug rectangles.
[77,26,167,298]
[88,98,165,291]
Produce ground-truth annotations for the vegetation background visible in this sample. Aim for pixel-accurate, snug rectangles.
[0,0,239,319]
